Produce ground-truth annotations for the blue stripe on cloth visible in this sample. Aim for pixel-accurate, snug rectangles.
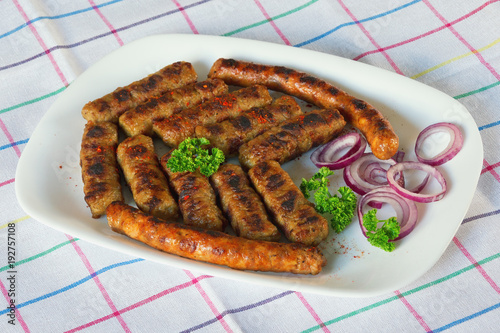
[0,0,124,40]
[431,302,500,333]
[294,0,422,47]
[0,258,143,315]
[0,138,29,151]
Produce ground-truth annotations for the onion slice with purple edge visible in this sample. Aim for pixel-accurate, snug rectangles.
[343,153,403,195]
[387,161,447,203]
[310,132,367,170]
[415,122,463,166]
[358,186,418,241]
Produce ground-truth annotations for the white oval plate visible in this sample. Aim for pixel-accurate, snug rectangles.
[15,34,483,297]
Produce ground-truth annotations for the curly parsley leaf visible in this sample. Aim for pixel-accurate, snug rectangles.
[362,209,400,252]
[167,137,225,177]
[300,167,357,233]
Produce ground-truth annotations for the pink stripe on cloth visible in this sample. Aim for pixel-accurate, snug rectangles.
[353,0,498,61]
[172,0,199,34]
[66,274,213,332]
[482,159,500,183]
[453,237,500,294]
[338,0,404,75]
[184,270,233,333]
[0,119,21,158]
[0,178,15,188]
[65,235,131,333]
[0,280,31,332]
[87,0,124,46]
[295,292,331,333]
[423,0,500,81]
[254,0,291,45]
[394,290,432,331]
[12,0,69,87]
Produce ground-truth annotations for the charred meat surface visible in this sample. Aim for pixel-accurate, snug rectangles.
[106,201,326,275]
[208,58,398,159]
[82,61,197,123]
[210,163,281,241]
[119,78,228,136]
[160,152,227,231]
[152,84,272,147]
[239,108,346,170]
[248,160,329,246]
[116,135,179,220]
[80,121,123,218]
[195,95,302,156]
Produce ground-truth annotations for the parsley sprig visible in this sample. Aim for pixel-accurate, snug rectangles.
[167,137,225,177]
[362,209,400,252]
[300,167,357,233]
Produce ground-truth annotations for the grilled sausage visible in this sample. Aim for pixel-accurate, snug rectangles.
[195,95,302,156]
[80,121,123,218]
[239,109,346,170]
[160,152,227,231]
[106,201,326,275]
[152,85,272,147]
[208,58,399,160]
[119,79,228,136]
[248,160,329,246]
[82,61,197,123]
[210,164,281,241]
[116,135,179,220]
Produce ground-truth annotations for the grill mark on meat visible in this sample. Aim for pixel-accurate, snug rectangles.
[87,162,104,176]
[266,174,285,191]
[114,89,131,102]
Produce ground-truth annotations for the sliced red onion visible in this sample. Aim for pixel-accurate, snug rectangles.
[343,153,403,195]
[357,186,418,241]
[386,161,447,203]
[415,122,463,166]
[310,132,367,170]
[392,150,406,163]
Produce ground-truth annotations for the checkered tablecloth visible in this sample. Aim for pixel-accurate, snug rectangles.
[1,1,499,332]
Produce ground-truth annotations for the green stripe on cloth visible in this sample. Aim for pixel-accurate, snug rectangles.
[223,0,318,36]
[302,251,500,332]
[0,86,66,115]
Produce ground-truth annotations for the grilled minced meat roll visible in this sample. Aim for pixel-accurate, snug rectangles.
[116,135,179,220]
[210,164,281,241]
[195,95,302,156]
[152,85,272,147]
[160,152,227,232]
[119,78,228,137]
[107,202,326,275]
[248,160,329,246]
[80,121,123,218]
[239,108,346,170]
[82,61,197,123]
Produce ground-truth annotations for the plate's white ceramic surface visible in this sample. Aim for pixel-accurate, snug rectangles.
[15,34,483,297]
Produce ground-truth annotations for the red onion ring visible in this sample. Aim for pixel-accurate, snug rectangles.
[343,153,403,195]
[310,132,367,170]
[357,186,418,241]
[386,161,447,203]
[415,122,463,166]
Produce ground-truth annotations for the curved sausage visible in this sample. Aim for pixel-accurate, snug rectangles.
[208,58,399,160]
[106,201,326,275]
